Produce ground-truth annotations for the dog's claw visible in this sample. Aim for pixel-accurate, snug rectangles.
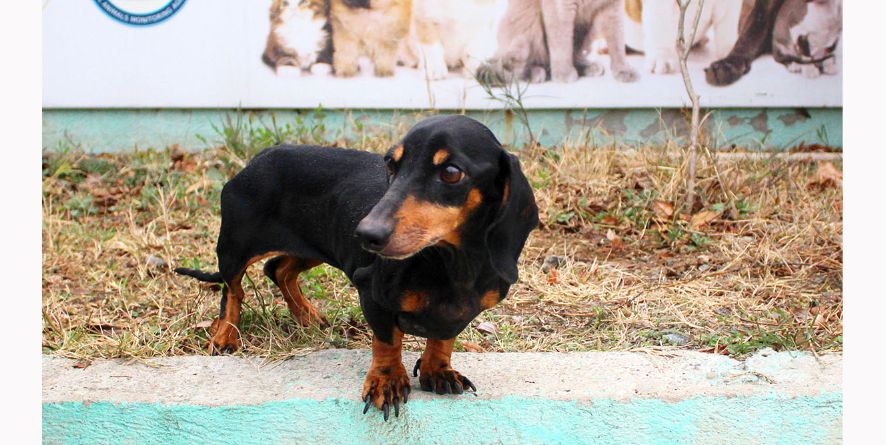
[383,402,390,421]
[394,398,400,417]
[413,358,421,377]
[451,379,464,394]
[461,376,477,392]
[363,394,372,414]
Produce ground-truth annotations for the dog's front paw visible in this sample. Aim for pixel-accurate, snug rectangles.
[334,64,359,78]
[705,56,750,86]
[644,48,679,74]
[309,63,332,76]
[820,57,838,75]
[529,66,547,83]
[423,59,449,81]
[551,65,579,83]
[579,61,604,77]
[799,64,821,79]
[420,44,449,80]
[414,358,477,395]
[362,363,411,421]
[612,65,639,83]
[208,318,241,355]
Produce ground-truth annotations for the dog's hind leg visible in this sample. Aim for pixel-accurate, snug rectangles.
[209,269,246,355]
[264,256,328,327]
[209,250,287,354]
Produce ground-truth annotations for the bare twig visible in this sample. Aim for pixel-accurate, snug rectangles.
[676,0,705,213]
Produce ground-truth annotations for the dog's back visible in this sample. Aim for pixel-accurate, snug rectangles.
[218,145,387,274]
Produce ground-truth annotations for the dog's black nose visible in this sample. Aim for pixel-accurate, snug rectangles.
[355,220,392,252]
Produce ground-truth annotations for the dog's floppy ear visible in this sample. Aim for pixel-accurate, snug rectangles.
[484,150,539,284]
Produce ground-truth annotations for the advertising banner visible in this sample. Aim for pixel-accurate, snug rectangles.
[43,0,842,109]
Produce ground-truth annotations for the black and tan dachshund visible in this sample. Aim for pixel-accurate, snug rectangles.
[175,115,538,420]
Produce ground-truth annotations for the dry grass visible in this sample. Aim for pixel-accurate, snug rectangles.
[42,116,842,361]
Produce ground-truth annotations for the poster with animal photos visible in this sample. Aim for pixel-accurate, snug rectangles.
[44,0,841,109]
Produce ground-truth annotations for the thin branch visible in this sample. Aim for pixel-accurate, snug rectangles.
[676,0,705,213]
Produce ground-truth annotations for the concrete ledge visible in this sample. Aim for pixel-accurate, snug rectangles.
[43,350,841,444]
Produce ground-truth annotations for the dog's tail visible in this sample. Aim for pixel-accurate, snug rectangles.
[174,267,223,283]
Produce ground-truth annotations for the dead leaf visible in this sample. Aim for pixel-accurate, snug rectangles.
[476,321,498,335]
[73,361,91,369]
[790,142,834,153]
[606,229,624,249]
[92,190,119,208]
[600,215,618,226]
[547,268,559,284]
[689,210,720,230]
[177,159,198,173]
[633,173,654,190]
[80,172,125,208]
[83,173,103,191]
[460,341,485,353]
[808,161,843,190]
[170,145,185,162]
[193,320,214,329]
[652,200,674,220]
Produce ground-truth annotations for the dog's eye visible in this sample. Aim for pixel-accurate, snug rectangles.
[440,164,464,184]
[385,158,397,176]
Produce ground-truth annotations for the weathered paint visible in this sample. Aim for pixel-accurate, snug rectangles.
[42,108,842,153]
[43,393,842,445]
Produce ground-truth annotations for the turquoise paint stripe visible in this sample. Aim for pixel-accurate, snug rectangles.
[42,108,841,153]
[43,394,841,445]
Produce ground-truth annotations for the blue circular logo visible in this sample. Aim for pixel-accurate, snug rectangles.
[94,0,187,26]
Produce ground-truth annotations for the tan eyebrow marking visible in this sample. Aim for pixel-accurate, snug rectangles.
[432,149,449,165]
[392,145,404,162]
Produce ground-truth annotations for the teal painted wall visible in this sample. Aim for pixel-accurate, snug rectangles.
[42,108,841,153]
[43,394,842,445]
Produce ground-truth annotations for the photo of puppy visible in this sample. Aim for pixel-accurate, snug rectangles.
[252,0,840,99]
[772,0,842,78]
[329,0,412,77]
[623,0,743,75]
[262,0,333,74]
[706,0,842,85]
[409,0,507,80]
[487,0,638,84]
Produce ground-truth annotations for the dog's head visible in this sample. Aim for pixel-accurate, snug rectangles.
[355,115,538,284]
[796,0,842,61]
[262,0,329,71]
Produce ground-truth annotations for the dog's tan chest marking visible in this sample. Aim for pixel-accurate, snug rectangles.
[392,145,404,162]
[480,290,500,309]
[400,290,430,312]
